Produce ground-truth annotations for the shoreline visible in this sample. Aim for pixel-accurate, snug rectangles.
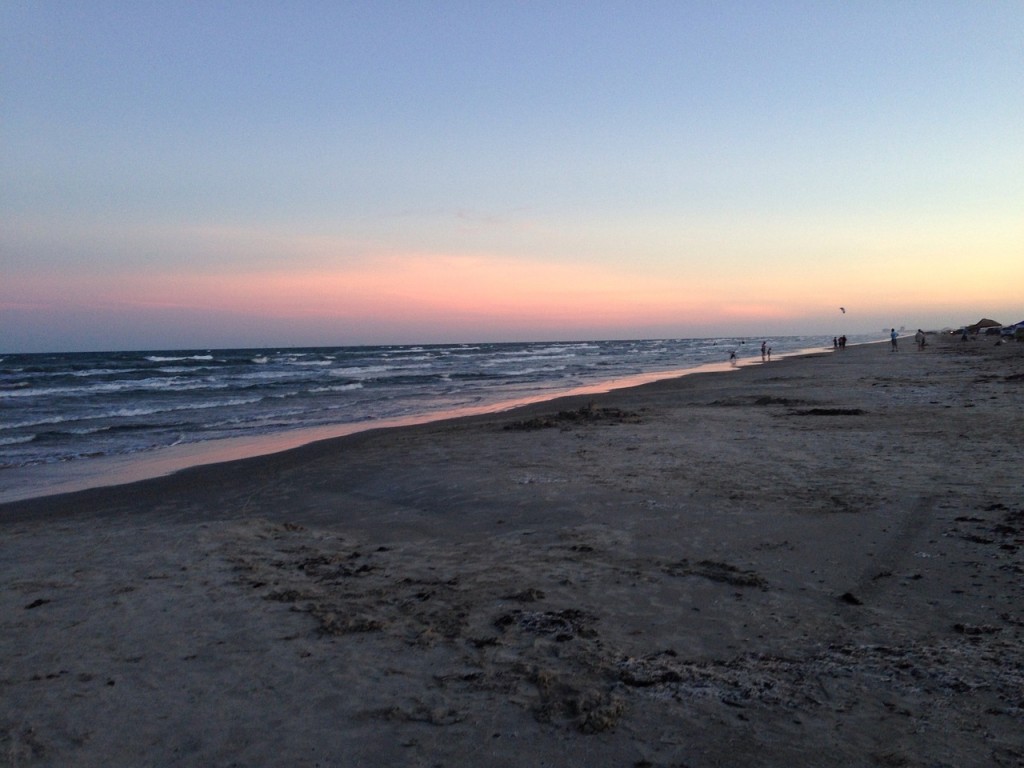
[0,348,823,505]
[2,335,1021,766]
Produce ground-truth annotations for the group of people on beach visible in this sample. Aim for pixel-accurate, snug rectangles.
[836,329,926,353]
[890,328,927,351]
[760,341,772,361]
[728,341,772,364]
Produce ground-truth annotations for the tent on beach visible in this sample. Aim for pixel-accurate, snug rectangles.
[1000,321,1024,340]
[965,318,1002,334]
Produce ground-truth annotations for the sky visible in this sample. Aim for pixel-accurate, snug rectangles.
[2,1,1022,352]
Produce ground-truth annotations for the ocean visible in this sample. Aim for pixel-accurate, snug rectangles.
[0,335,869,497]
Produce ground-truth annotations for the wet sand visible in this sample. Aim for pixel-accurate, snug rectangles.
[2,336,1022,767]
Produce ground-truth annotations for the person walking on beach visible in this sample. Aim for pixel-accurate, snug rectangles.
[915,329,926,350]
[761,341,767,360]
[890,328,899,351]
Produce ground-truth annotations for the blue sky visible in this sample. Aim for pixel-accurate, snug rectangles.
[2,1,1022,351]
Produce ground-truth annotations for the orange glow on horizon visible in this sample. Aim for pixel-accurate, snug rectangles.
[4,243,1021,344]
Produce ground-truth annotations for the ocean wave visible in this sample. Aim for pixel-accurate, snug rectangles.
[144,354,214,362]
[71,367,144,377]
[329,365,394,378]
[7,376,238,399]
[97,397,263,419]
[1,397,265,431]
[0,386,72,398]
[0,434,35,447]
[309,383,363,393]
[0,414,76,431]
[232,370,306,383]
[487,349,579,362]
[500,365,569,377]
[264,390,303,400]
[157,365,222,374]
[331,363,437,379]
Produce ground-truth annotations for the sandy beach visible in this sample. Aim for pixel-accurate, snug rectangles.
[2,335,1022,767]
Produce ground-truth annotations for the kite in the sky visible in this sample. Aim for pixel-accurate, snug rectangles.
[840,307,846,314]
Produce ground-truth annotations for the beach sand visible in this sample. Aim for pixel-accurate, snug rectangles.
[2,336,1022,767]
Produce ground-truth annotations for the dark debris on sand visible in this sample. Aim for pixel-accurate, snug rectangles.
[662,559,769,590]
[503,404,642,431]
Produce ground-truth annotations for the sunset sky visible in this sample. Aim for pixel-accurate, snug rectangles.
[3,1,1022,352]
